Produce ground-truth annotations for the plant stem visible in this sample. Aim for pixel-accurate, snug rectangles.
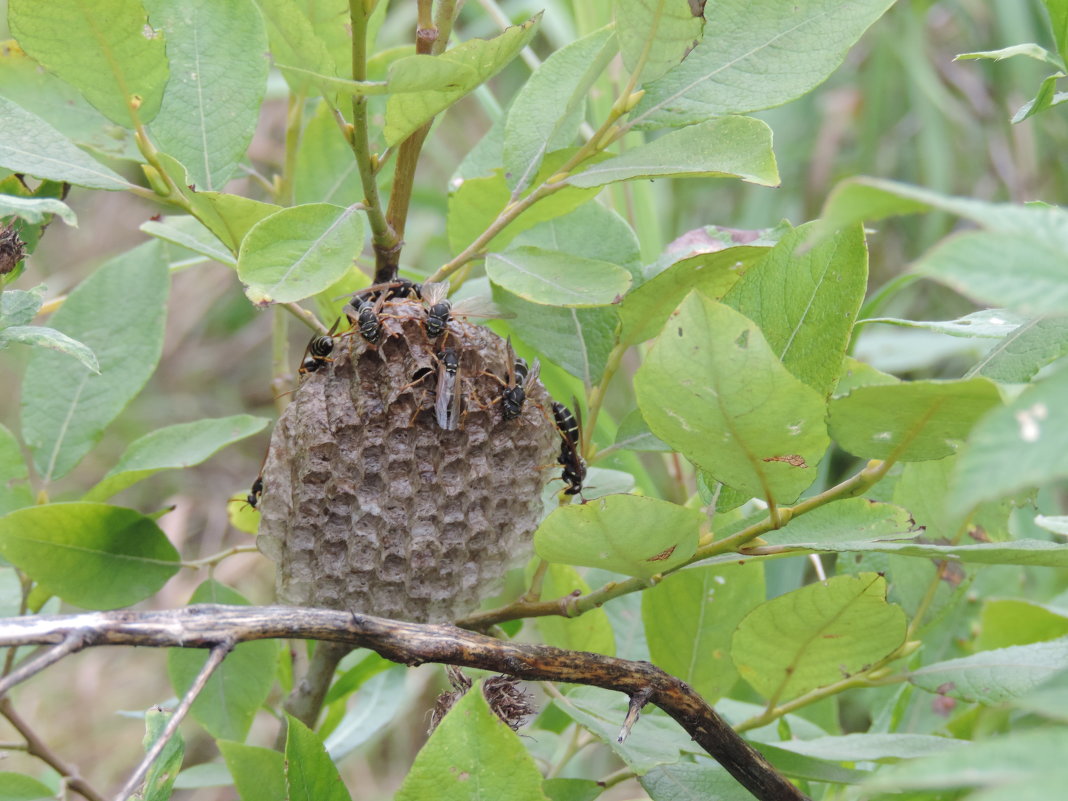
[458,459,895,630]
[348,0,396,279]
[181,545,260,570]
[275,92,305,206]
[582,341,627,456]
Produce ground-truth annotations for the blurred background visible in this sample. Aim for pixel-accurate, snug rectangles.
[0,0,1061,797]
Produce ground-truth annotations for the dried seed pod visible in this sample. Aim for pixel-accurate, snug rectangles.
[257,299,558,622]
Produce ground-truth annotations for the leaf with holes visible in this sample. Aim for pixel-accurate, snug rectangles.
[732,573,906,703]
[829,377,1002,462]
[949,366,1068,515]
[635,294,829,504]
[9,0,169,125]
[643,562,765,703]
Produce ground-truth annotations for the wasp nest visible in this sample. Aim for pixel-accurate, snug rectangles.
[257,288,559,622]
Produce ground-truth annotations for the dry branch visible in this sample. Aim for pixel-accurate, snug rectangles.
[0,604,808,801]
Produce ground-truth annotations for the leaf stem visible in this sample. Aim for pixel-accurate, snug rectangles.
[582,341,628,456]
[181,545,260,570]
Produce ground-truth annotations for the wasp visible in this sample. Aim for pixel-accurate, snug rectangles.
[435,348,461,430]
[501,356,540,420]
[419,281,509,340]
[552,401,587,497]
[246,475,263,509]
[298,319,339,375]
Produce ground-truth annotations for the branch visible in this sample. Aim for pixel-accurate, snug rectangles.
[0,699,106,801]
[0,605,807,801]
[114,640,233,801]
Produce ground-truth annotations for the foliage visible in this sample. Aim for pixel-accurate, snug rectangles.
[0,0,1067,799]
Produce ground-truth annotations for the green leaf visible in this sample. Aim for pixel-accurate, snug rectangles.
[0,194,76,225]
[21,242,168,481]
[542,778,603,801]
[828,377,1002,463]
[640,758,757,801]
[324,666,409,760]
[184,189,282,253]
[552,686,696,773]
[915,231,1068,316]
[143,0,268,190]
[447,159,603,256]
[977,600,1068,650]
[910,637,1068,704]
[1013,73,1068,123]
[255,0,338,95]
[384,14,541,146]
[723,223,867,397]
[0,39,139,160]
[0,98,134,190]
[513,202,642,280]
[970,316,1068,383]
[0,326,99,373]
[503,26,616,192]
[864,309,1027,339]
[635,294,829,504]
[814,176,1068,244]
[0,286,45,329]
[85,415,268,501]
[642,562,765,703]
[1044,0,1068,66]
[0,424,32,516]
[862,730,1068,795]
[0,503,180,609]
[759,499,915,548]
[949,366,1068,515]
[613,409,672,452]
[0,771,57,801]
[732,573,906,703]
[9,0,169,125]
[218,741,285,801]
[615,0,704,85]
[238,203,366,305]
[632,0,896,126]
[143,707,184,801]
[395,683,550,801]
[536,495,702,578]
[569,117,779,188]
[775,733,967,763]
[956,43,1064,69]
[169,582,276,741]
[295,102,364,206]
[619,243,770,345]
[486,247,632,307]
[284,715,352,801]
[744,538,1068,569]
[140,216,237,267]
[534,564,615,656]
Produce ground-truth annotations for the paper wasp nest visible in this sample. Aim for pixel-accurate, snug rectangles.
[256,295,559,622]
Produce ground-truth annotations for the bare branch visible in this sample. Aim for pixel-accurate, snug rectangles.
[0,605,806,801]
[114,640,233,801]
[0,629,90,699]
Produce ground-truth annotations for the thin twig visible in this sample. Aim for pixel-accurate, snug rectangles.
[0,629,89,699]
[0,606,806,801]
[113,641,233,801]
[0,699,106,801]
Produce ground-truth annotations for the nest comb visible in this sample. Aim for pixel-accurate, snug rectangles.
[257,297,559,622]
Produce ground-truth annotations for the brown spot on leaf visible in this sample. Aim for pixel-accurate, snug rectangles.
[763,454,808,468]
[932,695,956,717]
[968,526,991,543]
[647,545,677,562]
